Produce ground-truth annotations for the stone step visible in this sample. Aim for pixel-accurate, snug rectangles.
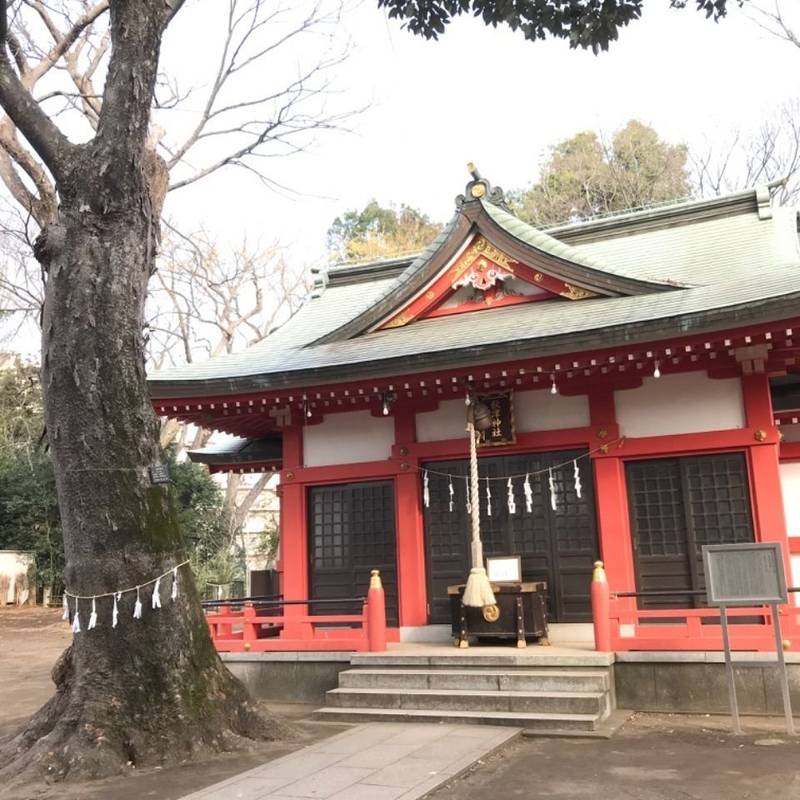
[338,668,610,693]
[349,652,614,668]
[326,686,606,716]
[312,706,599,730]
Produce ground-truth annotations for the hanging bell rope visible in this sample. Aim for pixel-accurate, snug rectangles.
[461,405,497,609]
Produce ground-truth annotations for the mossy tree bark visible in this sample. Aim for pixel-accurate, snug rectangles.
[0,0,276,782]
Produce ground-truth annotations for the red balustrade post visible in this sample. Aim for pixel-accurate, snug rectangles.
[592,560,612,652]
[206,613,217,646]
[367,569,387,652]
[243,602,257,649]
[218,611,233,639]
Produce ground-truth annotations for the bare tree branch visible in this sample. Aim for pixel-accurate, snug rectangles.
[0,4,73,181]
[689,101,800,204]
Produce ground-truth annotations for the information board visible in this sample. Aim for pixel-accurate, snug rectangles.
[702,542,787,607]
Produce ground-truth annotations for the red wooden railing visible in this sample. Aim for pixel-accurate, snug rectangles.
[205,569,389,653]
[591,561,800,652]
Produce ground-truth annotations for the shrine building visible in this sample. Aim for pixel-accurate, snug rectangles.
[150,168,800,653]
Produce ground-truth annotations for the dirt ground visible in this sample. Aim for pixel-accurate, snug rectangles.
[429,714,800,800]
[3,607,800,800]
[0,607,347,800]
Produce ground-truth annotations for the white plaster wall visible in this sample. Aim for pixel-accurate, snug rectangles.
[780,462,800,606]
[415,390,590,443]
[515,389,590,432]
[303,410,395,467]
[416,399,469,442]
[792,556,800,608]
[780,462,800,538]
[615,373,745,438]
[0,551,34,604]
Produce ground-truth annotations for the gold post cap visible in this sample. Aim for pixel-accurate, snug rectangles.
[592,561,607,582]
[370,569,383,589]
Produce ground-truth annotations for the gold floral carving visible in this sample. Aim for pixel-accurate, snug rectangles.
[560,283,596,301]
[449,235,515,287]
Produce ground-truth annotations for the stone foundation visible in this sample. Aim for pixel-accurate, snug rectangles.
[615,653,800,715]
[223,650,800,716]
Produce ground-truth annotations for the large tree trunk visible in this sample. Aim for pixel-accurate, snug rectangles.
[0,2,280,783]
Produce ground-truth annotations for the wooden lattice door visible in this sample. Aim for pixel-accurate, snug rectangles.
[307,480,399,626]
[625,452,755,609]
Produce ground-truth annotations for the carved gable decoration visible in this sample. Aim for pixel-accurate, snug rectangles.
[377,235,595,330]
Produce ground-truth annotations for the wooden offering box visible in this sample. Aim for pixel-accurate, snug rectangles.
[447,581,549,648]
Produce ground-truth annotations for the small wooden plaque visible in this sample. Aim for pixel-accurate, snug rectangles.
[477,390,515,447]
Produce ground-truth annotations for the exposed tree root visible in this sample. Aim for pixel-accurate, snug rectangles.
[0,645,293,785]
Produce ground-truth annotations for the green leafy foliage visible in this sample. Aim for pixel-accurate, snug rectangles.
[0,361,242,595]
[377,0,738,53]
[327,200,442,262]
[159,447,245,595]
[0,361,62,592]
[509,120,691,226]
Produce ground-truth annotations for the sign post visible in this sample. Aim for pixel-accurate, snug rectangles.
[702,542,794,735]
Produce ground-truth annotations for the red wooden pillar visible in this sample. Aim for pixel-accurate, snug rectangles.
[592,457,637,595]
[589,389,636,635]
[279,424,311,638]
[393,407,428,629]
[742,374,790,568]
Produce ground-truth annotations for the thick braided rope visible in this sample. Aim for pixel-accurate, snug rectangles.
[467,420,483,569]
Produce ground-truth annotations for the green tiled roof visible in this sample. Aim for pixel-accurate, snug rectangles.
[149,184,800,399]
[479,199,682,287]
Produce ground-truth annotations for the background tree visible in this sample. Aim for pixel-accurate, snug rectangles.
[0,358,62,596]
[511,120,690,226]
[689,101,800,204]
[327,200,441,262]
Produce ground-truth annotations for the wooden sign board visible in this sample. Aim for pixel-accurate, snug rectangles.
[702,542,787,607]
[477,391,515,447]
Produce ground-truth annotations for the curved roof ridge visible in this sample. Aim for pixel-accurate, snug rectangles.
[479,199,686,288]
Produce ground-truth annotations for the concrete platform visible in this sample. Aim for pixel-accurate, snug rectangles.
[350,641,614,668]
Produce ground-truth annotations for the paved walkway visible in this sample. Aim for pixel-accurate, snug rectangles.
[179,723,518,800]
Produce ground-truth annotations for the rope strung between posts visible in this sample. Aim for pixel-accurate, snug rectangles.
[403,436,625,482]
